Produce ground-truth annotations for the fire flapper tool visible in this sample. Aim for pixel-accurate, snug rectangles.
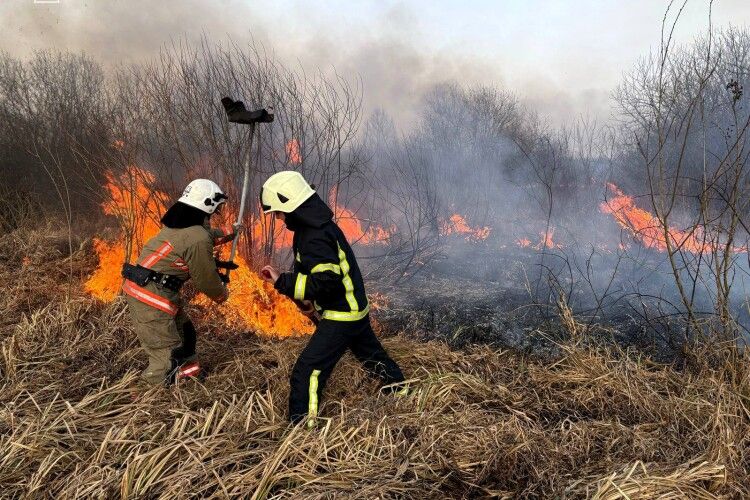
[220,97,274,280]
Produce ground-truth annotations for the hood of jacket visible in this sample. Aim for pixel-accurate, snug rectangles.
[283,193,333,231]
[160,201,210,229]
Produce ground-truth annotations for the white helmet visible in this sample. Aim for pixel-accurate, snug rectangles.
[260,171,315,213]
[179,179,227,214]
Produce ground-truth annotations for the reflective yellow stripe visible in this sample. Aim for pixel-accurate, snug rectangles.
[337,243,359,312]
[321,304,370,322]
[311,263,341,274]
[307,369,321,428]
[395,384,410,397]
[294,273,307,301]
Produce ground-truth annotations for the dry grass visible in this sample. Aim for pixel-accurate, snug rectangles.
[1,226,749,498]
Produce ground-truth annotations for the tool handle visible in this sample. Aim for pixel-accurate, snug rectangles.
[227,122,256,278]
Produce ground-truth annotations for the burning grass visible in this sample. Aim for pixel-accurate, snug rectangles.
[1,225,749,498]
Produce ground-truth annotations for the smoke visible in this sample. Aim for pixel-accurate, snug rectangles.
[0,0,609,129]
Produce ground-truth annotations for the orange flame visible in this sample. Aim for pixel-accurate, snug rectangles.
[516,237,531,248]
[85,167,165,302]
[514,228,563,250]
[286,139,302,165]
[85,166,312,337]
[535,228,562,250]
[329,186,393,245]
[441,214,491,242]
[195,255,313,336]
[599,183,744,254]
[252,217,294,249]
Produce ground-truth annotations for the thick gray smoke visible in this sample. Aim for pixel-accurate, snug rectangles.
[0,0,608,128]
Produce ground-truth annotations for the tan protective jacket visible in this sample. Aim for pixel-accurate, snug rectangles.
[122,224,233,315]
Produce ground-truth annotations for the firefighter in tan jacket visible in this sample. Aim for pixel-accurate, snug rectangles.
[122,179,236,384]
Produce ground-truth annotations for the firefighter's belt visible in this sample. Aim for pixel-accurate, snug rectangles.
[121,263,184,292]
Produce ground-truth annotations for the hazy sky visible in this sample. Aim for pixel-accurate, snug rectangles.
[1,0,748,127]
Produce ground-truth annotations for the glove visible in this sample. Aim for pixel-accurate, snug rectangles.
[295,300,321,324]
[218,271,230,284]
[215,259,239,270]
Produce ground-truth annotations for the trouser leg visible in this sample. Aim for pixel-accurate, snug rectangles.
[171,310,197,365]
[127,297,181,385]
[349,317,406,391]
[289,321,349,425]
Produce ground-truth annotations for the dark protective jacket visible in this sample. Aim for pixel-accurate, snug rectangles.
[274,193,369,321]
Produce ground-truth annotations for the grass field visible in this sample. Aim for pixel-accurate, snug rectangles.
[1,224,748,498]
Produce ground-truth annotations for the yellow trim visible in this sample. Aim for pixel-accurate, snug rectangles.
[311,263,341,274]
[321,304,370,322]
[294,273,307,301]
[307,369,321,429]
[337,243,359,312]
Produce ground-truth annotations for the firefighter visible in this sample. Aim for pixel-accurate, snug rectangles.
[259,171,407,427]
[122,179,237,385]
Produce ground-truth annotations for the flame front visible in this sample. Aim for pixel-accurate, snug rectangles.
[329,186,393,245]
[85,167,165,302]
[599,182,743,254]
[85,166,312,337]
[195,255,313,336]
[441,214,491,242]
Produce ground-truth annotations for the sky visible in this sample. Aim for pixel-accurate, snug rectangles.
[1,0,748,127]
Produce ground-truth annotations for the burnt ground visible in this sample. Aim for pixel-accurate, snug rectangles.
[371,246,718,363]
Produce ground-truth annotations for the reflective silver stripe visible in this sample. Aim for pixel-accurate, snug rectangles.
[296,251,301,263]
[311,263,341,274]
[122,280,179,316]
[294,273,307,301]
[337,243,359,312]
[321,304,370,322]
[307,369,321,428]
[141,241,173,268]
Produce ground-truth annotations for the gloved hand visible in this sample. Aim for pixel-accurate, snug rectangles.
[218,271,230,284]
[260,265,280,283]
[295,299,320,324]
[215,259,239,270]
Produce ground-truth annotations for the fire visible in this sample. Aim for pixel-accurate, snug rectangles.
[516,237,531,248]
[286,139,302,165]
[599,183,743,254]
[536,228,562,250]
[246,184,393,249]
[85,167,166,302]
[250,215,294,250]
[329,186,393,245]
[196,255,313,336]
[514,228,563,250]
[441,214,491,242]
[85,166,312,337]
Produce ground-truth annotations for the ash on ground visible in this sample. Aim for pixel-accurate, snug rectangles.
[371,250,696,362]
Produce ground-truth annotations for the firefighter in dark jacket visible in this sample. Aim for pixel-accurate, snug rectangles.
[122,179,237,385]
[259,171,407,427]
